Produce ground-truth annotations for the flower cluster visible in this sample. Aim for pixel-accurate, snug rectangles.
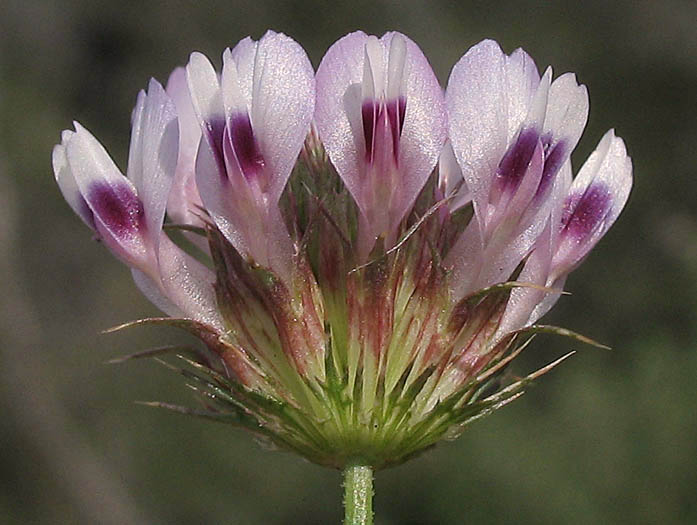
[53,30,632,469]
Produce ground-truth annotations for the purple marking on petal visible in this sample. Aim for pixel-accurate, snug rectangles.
[494,127,540,195]
[398,96,406,134]
[362,100,377,163]
[561,182,612,239]
[77,194,96,229]
[206,116,227,180]
[88,181,144,239]
[536,138,567,198]
[229,113,265,180]
[385,96,407,163]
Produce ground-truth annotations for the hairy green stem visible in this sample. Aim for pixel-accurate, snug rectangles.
[343,461,374,525]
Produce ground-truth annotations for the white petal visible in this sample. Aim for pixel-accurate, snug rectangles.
[67,122,133,192]
[543,73,589,152]
[386,33,407,101]
[505,48,540,142]
[165,66,204,227]
[221,48,249,117]
[129,79,179,249]
[53,135,94,229]
[523,67,551,132]
[228,37,258,104]
[186,51,225,142]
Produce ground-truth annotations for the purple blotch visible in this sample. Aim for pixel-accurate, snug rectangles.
[495,128,540,194]
[229,113,265,180]
[206,116,227,180]
[362,100,377,163]
[88,181,144,239]
[536,136,568,198]
[385,96,406,163]
[362,97,406,165]
[561,182,612,239]
[77,194,96,230]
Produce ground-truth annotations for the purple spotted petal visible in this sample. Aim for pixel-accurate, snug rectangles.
[316,31,445,255]
[214,31,315,201]
[131,238,223,330]
[186,51,226,178]
[534,73,589,200]
[63,123,155,272]
[195,124,295,280]
[186,32,312,280]
[551,129,632,277]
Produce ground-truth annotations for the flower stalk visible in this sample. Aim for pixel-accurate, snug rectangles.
[343,461,374,525]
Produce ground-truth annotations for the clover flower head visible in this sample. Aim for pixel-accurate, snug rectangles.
[53,30,632,470]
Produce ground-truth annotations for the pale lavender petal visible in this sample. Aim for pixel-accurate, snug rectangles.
[132,268,186,318]
[156,234,224,330]
[446,218,484,298]
[127,79,179,250]
[387,31,447,228]
[495,223,554,337]
[528,274,567,324]
[247,30,315,202]
[446,39,509,226]
[228,37,257,103]
[166,67,204,227]
[438,141,471,212]
[315,31,369,209]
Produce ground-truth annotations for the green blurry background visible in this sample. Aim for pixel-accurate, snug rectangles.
[1,1,696,523]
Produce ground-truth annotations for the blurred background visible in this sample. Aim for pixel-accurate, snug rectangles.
[1,1,696,523]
